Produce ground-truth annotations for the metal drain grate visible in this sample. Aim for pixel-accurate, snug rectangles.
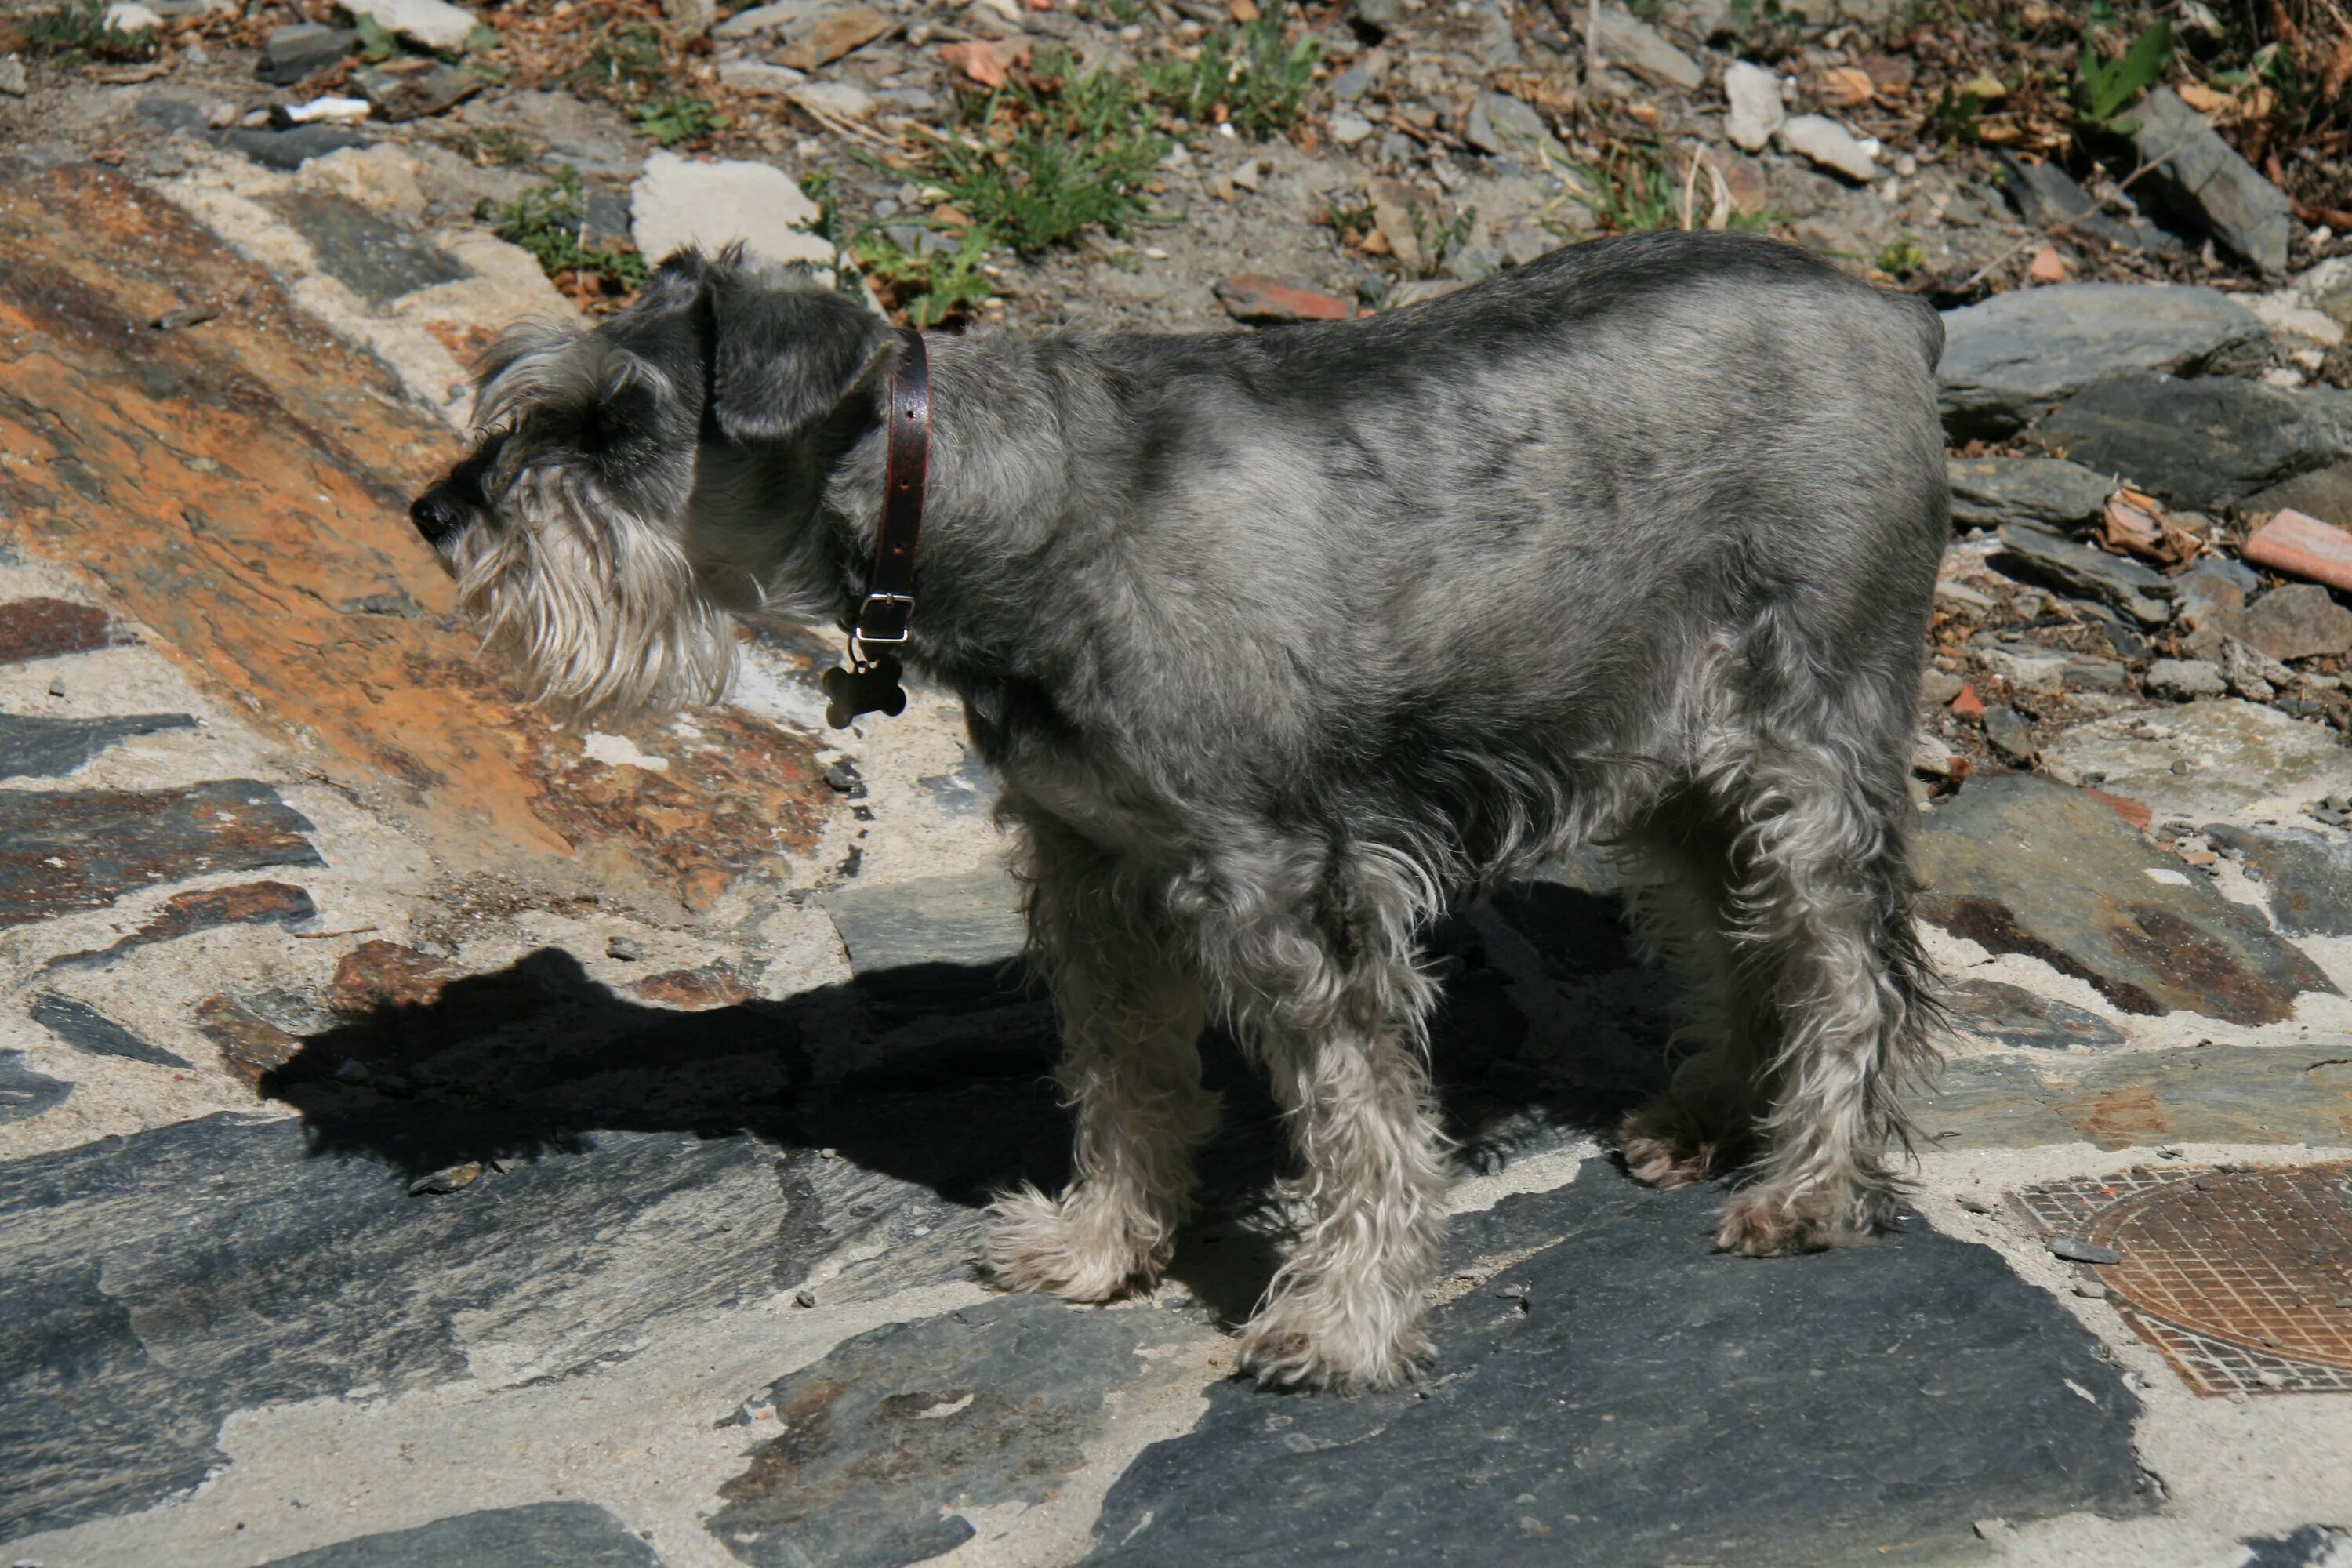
[2014,1162,2352,1396]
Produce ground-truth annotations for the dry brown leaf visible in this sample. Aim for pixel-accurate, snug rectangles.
[938,36,1029,89]
[1817,66,1875,107]
[2027,244,2068,282]
[2175,81,2229,114]
[1229,0,1259,19]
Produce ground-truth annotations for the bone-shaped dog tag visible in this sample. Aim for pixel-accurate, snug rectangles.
[822,657,906,729]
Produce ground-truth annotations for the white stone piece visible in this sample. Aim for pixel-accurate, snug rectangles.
[102,2,165,31]
[339,0,476,53]
[630,152,831,269]
[1722,60,1782,153]
[716,59,808,93]
[789,80,874,122]
[1775,114,1875,182]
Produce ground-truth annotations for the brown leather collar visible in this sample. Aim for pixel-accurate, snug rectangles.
[821,330,928,728]
[854,328,931,655]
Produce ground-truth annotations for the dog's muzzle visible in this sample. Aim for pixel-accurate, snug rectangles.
[409,489,471,548]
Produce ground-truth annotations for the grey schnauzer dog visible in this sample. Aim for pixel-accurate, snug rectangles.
[410,230,1948,1392]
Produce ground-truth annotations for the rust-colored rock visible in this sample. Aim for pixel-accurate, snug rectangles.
[48,880,318,970]
[193,993,303,1082]
[326,940,453,1013]
[0,165,829,909]
[633,963,753,1010]
[0,781,321,929]
[0,597,114,665]
[775,5,891,69]
[1215,274,1352,324]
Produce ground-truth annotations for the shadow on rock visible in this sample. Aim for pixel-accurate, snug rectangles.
[251,881,1679,1323]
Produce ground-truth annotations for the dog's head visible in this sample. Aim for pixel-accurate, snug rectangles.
[409,246,896,722]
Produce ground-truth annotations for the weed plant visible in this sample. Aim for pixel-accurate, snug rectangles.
[24,0,157,65]
[485,169,649,291]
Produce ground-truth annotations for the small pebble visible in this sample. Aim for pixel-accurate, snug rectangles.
[823,759,866,797]
[407,1161,484,1196]
[793,1288,818,1308]
[1955,1193,1994,1214]
[2071,1279,2107,1299]
[607,934,645,962]
[47,676,66,698]
[2255,1370,2288,1390]
[2048,1236,2121,1265]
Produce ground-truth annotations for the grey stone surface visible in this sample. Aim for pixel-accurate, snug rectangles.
[269,190,470,305]
[2132,87,2295,277]
[2038,374,2352,510]
[2173,555,2259,653]
[2241,583,2352,662]
[1936,284,2267,440]
[820,866,1027,976]
[0,1051,71,1126]
[1947,456,2116,531]
[259,1503,664,1566]
[1775,114,1875,182]
[0,710,194,779]
[2203,822,2352,936]
[1463,91,1563,165]
[2040,699,2352,821]
[1948,977,2127,1050]
[29,993,191,1069]
[354,60,485,122]
[1995,524,2172,625]
[2146,658,2227,700]
[2241,1526,2352,1568]
[1917,772,2334,1025]
[217,125,372,171]
[1087,1177,2151,1566]
[711,1294,1213,1568]
[1594,4,1702,88]
[1994,151,2179,256]
[0,1114,808,1541]
[631,153,829,269]
[2245,458,2352,530]
[258,23,357,85]
[339,0,475,52]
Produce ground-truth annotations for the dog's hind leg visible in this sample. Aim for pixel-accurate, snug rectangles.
[985,835,1219,1303]
[1615,806,1773,1190]
[1700,707,1938,1257]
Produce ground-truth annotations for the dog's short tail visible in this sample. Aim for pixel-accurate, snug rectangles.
[1893,292,1946,375]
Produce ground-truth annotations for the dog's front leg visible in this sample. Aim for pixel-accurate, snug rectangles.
[985,944,1217,1302]
[1240,1008,1450,1392]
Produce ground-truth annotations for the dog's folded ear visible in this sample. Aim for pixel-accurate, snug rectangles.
[707,272,896,448]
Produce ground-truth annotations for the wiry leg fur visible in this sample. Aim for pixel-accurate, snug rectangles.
[985,833,1219,1302]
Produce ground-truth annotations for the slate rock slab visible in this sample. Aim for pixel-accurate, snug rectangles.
[259,1502,664,1567]
[1087,1177,2151,1566]
[1994,523,2172,625]
[1936,282,2266,440]
[1922,1045,2352,1150]
[710,1294,1214,1568]
[1994,151,2178,256]
[1947,456,2116,531]
[2040,700,2352,822]
[0,1114,800,1541]
[1916,772,2334,1025]
[29,993,191,1069]
[2202,823,2352,937]
[2241,583,2352,663]
[0,779,321,930]
[268,189,469,306]
[1948,978,2127,1050]
[0,1051,71,1126]
[2037,373,2352,510]
[257,22,356,85]
[820,866,1027,978]
[2132,87,2295,277]
[0,710,195,779]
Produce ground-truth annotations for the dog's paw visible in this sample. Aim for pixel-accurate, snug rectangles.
[1617,1096,1729,1191]
[982,1183,1160,1303]
[1236,1290,1432,1394]
[1713,1184,1888,1256]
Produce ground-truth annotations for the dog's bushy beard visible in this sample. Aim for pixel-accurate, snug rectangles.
[448,462,735,725]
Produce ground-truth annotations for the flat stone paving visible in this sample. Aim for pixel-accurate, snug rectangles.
[0,155,2349,1568]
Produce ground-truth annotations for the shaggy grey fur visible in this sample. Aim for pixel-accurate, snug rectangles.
[412,230,1951,1391]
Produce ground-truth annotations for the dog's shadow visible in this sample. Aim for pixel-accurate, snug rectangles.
[259,880,1681,1329]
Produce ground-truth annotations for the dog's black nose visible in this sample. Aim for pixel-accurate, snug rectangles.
[409,490,469,546]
